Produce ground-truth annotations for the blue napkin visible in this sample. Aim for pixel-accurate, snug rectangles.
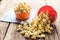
[0,8,37,23]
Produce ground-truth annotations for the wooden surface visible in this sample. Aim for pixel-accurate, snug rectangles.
[0,0,60,40]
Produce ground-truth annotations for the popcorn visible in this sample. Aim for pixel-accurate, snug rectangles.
[17,11,53,39]
[31,35,36,39]
[40,34,45,38]
[14,2,31,13]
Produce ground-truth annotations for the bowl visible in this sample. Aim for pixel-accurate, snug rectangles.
[15,11,30,20]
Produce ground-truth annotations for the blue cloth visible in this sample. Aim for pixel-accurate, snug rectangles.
[0,8,37,23]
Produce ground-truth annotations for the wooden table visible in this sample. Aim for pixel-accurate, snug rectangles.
[0,17,60,40]
[0,21,60,40]
[0,11,60,40]
[0,0,60,40]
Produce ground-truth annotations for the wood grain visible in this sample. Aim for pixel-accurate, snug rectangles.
[48,26,59,40]
[4,23,29,40]
[4,23,17,40]
[0,22,9,40]
[55,22,60,40]
[45,34,49,40]
[45,24,59,40]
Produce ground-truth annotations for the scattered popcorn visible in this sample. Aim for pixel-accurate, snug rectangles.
[17,11,53,39]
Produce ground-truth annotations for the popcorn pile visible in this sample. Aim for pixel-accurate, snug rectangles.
[17,11,53,39]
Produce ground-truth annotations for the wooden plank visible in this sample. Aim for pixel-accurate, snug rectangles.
[48,25,59,40]
[0,22,9,40]
[45,26,59,40]
[55,22,60,40]
[53,26,59,40]
[45,34,49,40]
[0,1,10,40]
[15,30,27,40]
[4,23,27,40]
[4,23,43,40]
[4,23,17,40]
[45,30,59,40]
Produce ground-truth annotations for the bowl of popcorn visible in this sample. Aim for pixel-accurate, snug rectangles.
[14,2,31,20]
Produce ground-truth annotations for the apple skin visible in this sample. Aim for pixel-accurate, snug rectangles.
[37,5,57,23]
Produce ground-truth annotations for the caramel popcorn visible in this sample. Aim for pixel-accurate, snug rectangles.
[17,11,53,39]
[14,2,31,13]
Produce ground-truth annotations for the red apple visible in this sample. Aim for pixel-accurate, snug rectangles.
[38,5,57,23]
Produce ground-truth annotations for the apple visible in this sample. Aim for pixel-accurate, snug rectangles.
[37,5,57,23]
